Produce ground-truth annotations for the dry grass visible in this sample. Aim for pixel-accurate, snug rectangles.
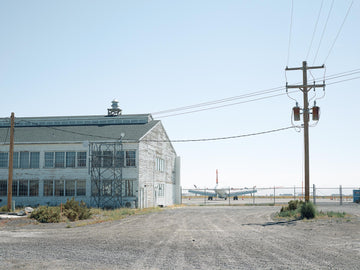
[73,207,163,227]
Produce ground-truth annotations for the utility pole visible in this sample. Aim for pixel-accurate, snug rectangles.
[7,112,15,211]
[286,61,325,202]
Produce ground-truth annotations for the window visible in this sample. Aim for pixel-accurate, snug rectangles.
[103,180,112,196]
[19,152,30,169]
[45,152,54,168]
[30,152,40,168]
[125,180,134,196]
[29,180,39,196]
[55,180,65,196]
[44,179,85,197]
[102,151,113,167]
[65,180,75,196]
[45,151,87,168]
[158,184,165,197]
[0,180,7,196]
[126,151,136,167]
[44,180,54,196]
[91,182,99,197]
[13,152,19,168]
[91,151,102,167]
[55,152,65,168]
[156,158,165,172]
[77,152,87,167]
[0,152,8,168]
[66,152,76,168]
[77,180,86,196]
[12,181,18,196]
[7,152,40,169]
[115,151,124,167]
[19,180,28,196]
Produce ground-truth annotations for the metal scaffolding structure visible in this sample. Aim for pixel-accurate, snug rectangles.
[90,141,124,208]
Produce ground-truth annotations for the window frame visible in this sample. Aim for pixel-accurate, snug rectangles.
[0,152,8,168]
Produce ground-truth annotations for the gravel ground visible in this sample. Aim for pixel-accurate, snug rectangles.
[0,204,359,270]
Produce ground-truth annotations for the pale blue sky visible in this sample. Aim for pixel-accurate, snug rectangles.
[0,1,359,189]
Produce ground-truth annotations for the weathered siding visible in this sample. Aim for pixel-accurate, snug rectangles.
[138,122,180,207]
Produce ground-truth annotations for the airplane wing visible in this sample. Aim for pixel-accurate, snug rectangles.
[188,189,216,196]
[228,189,257,197]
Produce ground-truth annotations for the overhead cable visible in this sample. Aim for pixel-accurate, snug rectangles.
[14,119,299,144]
[306,0,324,61]
[323,1,354,63]
[287,0,294,66]
[313,0,334,64]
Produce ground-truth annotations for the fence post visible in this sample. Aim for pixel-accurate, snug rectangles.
[204,188,206,205]
[294,186,296,201]
[253,187,255,205]
[340,185,342,205]
[229,187,231,206]
[273,186,276,205]
[313,184,316,205]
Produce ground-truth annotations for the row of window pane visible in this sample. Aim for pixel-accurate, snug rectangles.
[45,152,86,168]
[0,180,39,196]
[91,150,136,168]
[43,180,86,196]
[0,152,40,168]
[0,180,85,197]
[0,151,86,169]
[91,180,135,197]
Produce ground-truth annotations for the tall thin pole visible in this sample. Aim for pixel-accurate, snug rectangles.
[302,61,310,202]
[7,112,15,211]
[286,61,325,202]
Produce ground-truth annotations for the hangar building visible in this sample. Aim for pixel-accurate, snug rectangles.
[0,101,181,208]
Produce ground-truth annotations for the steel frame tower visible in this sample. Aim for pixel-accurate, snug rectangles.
[90,141,124,208]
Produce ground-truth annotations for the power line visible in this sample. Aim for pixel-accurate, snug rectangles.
[306,0,324,61]
[326,75,360,86]
[155,68,360,118]
[313,0,334,64]
[142,126,300,143]
[323,1,354,63]
[287,0,294,66]
[15,119,300,144]
[152,86,285,115]
[155,91,294,119]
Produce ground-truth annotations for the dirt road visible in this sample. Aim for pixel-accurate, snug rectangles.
[1,205,359,269]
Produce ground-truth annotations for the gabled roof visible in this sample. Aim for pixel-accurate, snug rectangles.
[0,114,160,144]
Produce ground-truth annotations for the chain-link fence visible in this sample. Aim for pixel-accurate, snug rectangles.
[181,185,359,206]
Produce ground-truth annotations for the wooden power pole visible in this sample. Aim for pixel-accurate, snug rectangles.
[7,112,15,211]
[286,61,325,202]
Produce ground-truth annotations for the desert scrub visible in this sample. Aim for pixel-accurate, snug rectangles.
[0,205,9,212]
[30,206,61,223]
[300,202,316,219]
[63,197,91,221]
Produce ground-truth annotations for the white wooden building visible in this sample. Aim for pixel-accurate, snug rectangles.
[0,107,180,208]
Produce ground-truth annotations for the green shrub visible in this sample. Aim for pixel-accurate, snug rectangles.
[30,206,61,223]
[288,200,302,211]
[64,208,78,221]
[0,205,9,212]
[63,198,91,221]
[300,202,316,219]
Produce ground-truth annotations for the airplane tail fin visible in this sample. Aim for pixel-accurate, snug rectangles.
[216,169,218,185]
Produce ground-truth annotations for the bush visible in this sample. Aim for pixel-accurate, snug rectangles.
[63,198,91,221]
[30,206,61,223]
[0,205,9,212]
[300,202,316,219]
[288,200,302,211]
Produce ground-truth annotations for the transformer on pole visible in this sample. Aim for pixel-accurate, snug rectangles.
[286,61,325,202]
